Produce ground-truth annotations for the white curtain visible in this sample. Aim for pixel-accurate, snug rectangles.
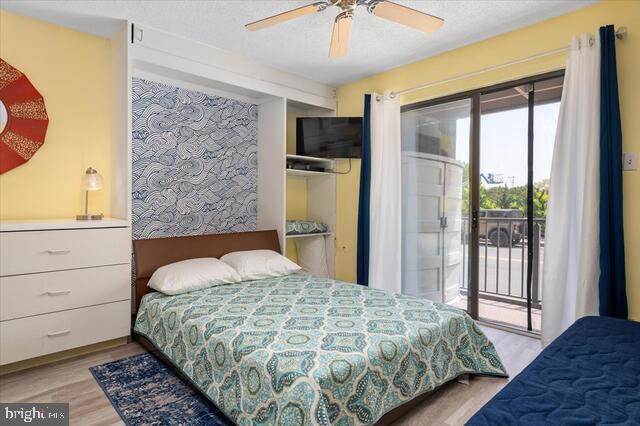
[542,34,601,346]
[368,92,402,293]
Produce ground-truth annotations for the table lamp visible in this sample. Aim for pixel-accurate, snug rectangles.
[76,167,104,220]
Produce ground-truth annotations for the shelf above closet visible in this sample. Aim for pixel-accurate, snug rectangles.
[285,232,333,239]
[285,154,335,177]
[286,154,334,166]
[286,169,334,177]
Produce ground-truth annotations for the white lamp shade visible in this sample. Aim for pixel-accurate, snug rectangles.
[82,168,103,191]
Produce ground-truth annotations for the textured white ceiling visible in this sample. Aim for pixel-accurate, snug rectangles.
[2,0,596,86]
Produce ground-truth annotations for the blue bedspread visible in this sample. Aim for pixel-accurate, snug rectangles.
[468,316,640,425]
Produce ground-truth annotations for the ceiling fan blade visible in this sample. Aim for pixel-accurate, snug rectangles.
[329,11,353,58]
[246,3,324,31]
[371,1,443,33]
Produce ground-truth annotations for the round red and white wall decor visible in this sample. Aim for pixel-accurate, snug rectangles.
[0,58,49,174]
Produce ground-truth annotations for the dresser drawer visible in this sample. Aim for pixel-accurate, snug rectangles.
[0,228,130,276]
[0,264,131,321]
[0,301,130,365]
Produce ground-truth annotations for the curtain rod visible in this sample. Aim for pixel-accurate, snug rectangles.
[376,26,627,102]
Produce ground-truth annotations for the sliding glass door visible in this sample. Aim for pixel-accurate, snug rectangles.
[400,71,564,333]
[478,84,532,329]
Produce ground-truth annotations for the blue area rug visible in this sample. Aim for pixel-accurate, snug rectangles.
[90,353,231,425]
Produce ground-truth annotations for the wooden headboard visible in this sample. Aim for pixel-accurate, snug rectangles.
[132,230,280,312]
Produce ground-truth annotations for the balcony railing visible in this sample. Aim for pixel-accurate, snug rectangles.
[460,217,544,309]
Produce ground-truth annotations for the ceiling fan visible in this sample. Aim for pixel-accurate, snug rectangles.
[245,0,444,58]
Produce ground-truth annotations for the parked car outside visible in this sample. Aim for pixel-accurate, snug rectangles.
[479,209,524,247]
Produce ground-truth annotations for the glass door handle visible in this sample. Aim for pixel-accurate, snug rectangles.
[471,211,479,228]
[440,217,448,228]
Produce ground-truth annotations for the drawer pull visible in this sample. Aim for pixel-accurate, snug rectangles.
[45,290,71,296]
[47,329,71,337]
[45,249,71,255]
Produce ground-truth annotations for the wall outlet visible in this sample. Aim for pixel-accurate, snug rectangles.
[623,152,638,171]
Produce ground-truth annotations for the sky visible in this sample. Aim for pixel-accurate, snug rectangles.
[456,102,560,186]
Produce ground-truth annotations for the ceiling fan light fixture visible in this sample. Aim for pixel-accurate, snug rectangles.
[245,0,444,58]
[329,10,353,58]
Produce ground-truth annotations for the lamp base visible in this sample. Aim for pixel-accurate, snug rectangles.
[76,213,104,221]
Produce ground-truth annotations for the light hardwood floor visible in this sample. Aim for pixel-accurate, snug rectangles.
[0,326,541,425]
[395,326,541,425]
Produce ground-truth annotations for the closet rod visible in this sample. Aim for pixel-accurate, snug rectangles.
[376,26,627,101]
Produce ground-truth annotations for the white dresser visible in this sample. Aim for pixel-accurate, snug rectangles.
[0,219,131,366]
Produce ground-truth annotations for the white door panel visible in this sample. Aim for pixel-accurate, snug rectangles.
[402,155,445,301]
[402,154,464,303]
[443,162,464,302]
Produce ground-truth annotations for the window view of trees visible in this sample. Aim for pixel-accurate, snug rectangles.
[461,163,549,234]
[479,181,549,218]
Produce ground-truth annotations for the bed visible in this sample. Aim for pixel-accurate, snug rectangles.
[132,230,507,425]
[467,316,640,425]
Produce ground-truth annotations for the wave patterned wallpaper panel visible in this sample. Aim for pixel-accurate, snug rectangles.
[131,78,258,239]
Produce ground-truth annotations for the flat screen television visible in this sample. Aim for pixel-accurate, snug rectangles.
[296,117,362,158]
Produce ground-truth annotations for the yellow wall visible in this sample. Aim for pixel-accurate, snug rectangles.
[0,10,113,219]
[286,110,298,155]
[335,0,640,320]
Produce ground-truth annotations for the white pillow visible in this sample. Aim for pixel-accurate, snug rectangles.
[148,258,241,295]
[220,249,301,280]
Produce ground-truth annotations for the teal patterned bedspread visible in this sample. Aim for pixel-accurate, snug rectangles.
[134,274,507,425]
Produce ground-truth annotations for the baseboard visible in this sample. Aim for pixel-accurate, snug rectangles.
[0,336,129,376]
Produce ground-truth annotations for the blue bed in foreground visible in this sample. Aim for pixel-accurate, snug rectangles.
[468,316,640,425]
